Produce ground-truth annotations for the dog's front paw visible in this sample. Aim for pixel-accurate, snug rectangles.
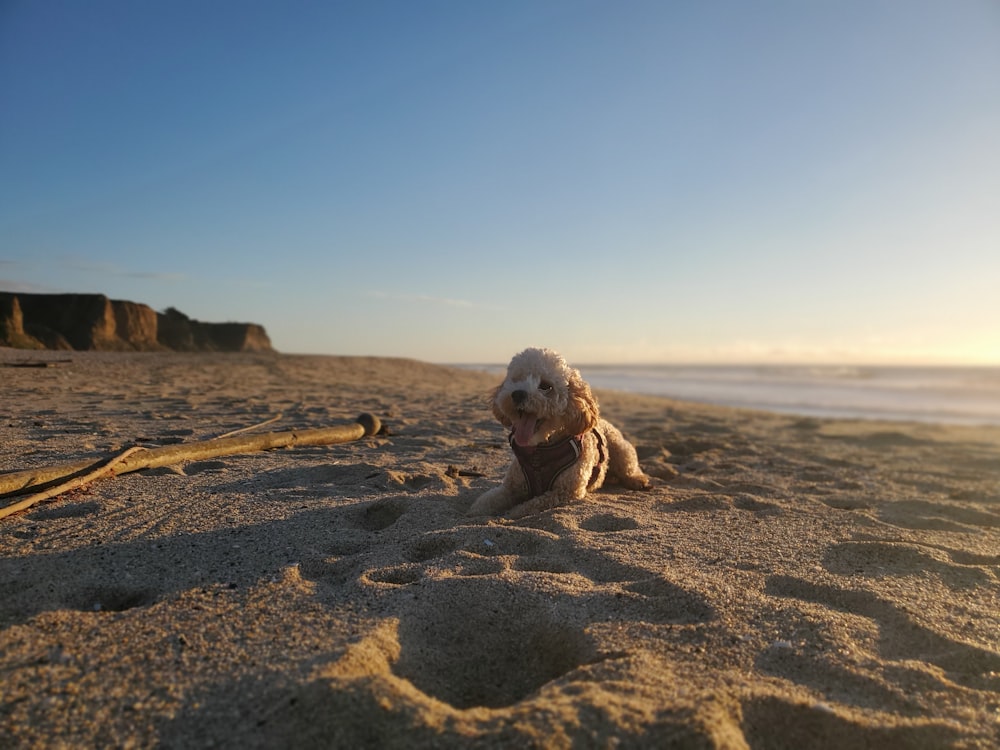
[622,472,652,491]
[468,487,510,516]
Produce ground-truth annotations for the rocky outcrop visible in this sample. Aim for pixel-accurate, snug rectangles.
[0,294,45,349]
[114,299,160,350]
[0,292,273,353]
[156,307,273,352]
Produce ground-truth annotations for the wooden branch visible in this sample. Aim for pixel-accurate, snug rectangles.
[0,447,146,521]
[0,414,382,512]
[2,359,73,368]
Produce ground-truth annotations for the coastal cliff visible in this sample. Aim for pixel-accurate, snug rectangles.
[0,292,273,352]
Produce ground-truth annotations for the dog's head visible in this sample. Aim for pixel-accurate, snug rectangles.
[490,347,599,447]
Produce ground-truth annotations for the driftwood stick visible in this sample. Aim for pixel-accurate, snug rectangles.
[0,458,97,495]
[0,414,382,505]
[0,446,146,520]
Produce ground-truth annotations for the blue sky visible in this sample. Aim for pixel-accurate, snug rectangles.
[2,1,998,364]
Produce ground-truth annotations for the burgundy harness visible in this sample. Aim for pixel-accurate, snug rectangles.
[509,429,607,498]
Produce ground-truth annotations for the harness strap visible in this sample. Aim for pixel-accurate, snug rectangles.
[510,429,607,498]
[588,429,607,490]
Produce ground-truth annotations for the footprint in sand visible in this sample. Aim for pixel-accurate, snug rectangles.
[405,530,460,562]
[66,584,159,614]
[822,541,995,588]
[391,577,597,709]
[325,567,712,711]
[765,575,1000,691]
[731,495,783,513]
[656,493,784,514]
[298,505,716,712]
[740,694,967,750]
[578,513,641,532]
[362,563,423,587]
[299,522,603,709]
[354,496,409,531]
[877,498,1000,532]
[755,640,922,715]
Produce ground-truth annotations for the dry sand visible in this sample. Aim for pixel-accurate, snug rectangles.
[1,350,998,748]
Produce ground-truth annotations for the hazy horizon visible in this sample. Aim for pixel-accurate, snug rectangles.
[448,359,1000,369]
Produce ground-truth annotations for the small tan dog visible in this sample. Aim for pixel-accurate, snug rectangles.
[470,347,650,518]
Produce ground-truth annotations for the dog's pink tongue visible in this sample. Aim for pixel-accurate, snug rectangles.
[512,414,537,447]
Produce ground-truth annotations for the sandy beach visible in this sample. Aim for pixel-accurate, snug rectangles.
[1,349,998,748]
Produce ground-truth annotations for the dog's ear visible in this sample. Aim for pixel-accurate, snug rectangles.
[489,383,512,427]
[567,371,599,435]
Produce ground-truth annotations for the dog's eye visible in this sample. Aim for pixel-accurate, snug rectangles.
[539,380,553,392]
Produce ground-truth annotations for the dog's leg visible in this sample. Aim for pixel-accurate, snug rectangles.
[468,463,526,516]
[505,485,586,519]
[468,486,514,515]
[505,493,560,518]
[604,423,651,490]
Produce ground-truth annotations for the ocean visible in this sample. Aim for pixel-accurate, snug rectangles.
[463,364,1000,427]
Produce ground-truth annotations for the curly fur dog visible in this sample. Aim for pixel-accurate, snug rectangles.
[469,347,650,518]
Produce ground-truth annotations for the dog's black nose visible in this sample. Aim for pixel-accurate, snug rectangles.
[511,389,528,406]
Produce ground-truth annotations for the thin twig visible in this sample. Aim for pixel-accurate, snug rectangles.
[0,446,146,520]
[215,413,283,439]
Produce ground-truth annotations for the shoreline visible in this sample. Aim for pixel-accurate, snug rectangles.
[454,360,1000,428]
[2,350,998,747]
